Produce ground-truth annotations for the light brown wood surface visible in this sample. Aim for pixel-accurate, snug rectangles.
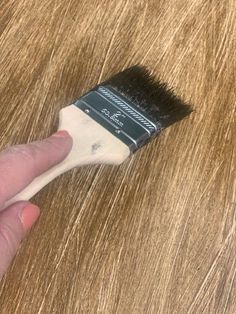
[0,0,235,313]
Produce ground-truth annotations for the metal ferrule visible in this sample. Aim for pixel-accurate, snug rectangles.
[74,85,161,152]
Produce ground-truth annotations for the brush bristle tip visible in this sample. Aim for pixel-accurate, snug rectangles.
[100,65,192,129]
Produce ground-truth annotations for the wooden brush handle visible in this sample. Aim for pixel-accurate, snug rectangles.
[4,105,130,210]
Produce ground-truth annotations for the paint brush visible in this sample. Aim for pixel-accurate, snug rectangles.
[5,65,192,208]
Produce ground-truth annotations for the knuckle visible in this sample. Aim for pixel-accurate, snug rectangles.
[5,145,37,162]
[1,144,42,178]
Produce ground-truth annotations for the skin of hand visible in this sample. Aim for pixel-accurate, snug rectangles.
[0,130,72,280]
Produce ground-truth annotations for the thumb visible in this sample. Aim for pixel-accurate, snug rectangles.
[0,201,40,279]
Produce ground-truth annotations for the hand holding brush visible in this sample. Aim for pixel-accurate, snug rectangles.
[0,66,191,278]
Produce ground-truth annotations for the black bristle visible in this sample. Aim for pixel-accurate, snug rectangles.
[100,65,192,128]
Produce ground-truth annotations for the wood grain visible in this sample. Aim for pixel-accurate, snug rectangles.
[0,0,235,313]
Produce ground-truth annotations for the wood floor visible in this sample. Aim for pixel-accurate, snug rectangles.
[0,0,235,313]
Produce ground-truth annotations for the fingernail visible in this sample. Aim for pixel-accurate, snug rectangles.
[20,204,40,232]
[52,130,70,138]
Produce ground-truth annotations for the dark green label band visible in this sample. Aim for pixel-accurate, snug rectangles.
[75,86,160,152]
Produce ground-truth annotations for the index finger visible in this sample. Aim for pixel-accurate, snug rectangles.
[0,131,72,207]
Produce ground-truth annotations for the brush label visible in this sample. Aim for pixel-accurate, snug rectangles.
[75,87,157,151]
[80,89,155,135]
[101,109,126,128]
[81,91,144,134]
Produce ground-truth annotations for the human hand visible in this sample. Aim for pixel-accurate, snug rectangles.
[0,131,72,279]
